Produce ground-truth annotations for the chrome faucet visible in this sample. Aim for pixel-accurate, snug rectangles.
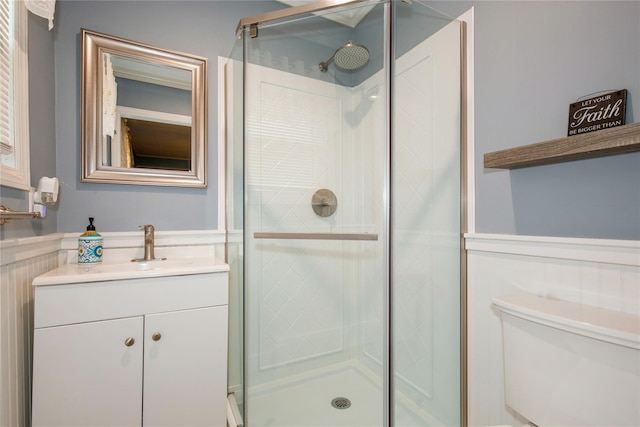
[142,224,155,261]
[132,224,166,262]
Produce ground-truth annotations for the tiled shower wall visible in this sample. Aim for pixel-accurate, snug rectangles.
[244,64,368,384]
[0,235,61,427]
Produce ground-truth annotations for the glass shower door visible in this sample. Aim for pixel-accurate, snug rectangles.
[241,2,388,426]
[392,2,462,426]
[227,1,464,426]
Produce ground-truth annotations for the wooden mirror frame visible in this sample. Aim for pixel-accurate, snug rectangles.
[81,29,207,187]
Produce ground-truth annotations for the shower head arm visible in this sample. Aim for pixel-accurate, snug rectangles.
[319,55,335,73]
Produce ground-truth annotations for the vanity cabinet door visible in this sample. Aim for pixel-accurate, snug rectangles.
[32,317,144,427]
[142,306,228,427]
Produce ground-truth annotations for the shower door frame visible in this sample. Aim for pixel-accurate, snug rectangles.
[235,0,371,38]
[234,1,468,425]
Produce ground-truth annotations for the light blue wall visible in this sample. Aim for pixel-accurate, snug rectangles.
[474,1,639,239]
[53,0,283,234]
[116,79,191,116]
[4,1,639,239]
[428,1,639,239]
[0,12,57,240]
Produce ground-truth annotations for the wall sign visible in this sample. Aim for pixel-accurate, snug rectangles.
[567,89,627,136]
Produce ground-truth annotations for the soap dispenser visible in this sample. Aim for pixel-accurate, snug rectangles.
[78,217,103,264]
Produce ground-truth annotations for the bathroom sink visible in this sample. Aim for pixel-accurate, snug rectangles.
[32,256,229,286]
[95,258,194,273]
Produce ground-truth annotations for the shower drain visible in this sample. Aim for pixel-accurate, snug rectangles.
[331,397,351,410]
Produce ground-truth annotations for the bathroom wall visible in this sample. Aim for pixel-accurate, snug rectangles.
[0,12,57,240]
[6,1,638,239]
[0,236,60,427]
[426,0,640,240]
[1,11,61,426]
[52,0,283,233]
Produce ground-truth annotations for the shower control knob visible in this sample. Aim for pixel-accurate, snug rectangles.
[152,332,162,341]
[124,337,135,347]
[312,189,337,217]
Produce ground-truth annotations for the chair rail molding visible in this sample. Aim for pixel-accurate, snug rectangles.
[464,233,640,266]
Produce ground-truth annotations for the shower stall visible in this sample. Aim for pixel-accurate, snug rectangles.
[225,1,465,425]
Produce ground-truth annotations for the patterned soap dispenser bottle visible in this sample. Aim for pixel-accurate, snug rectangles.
[78,217,103,264]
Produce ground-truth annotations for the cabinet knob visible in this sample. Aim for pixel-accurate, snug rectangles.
[152,332,162,341]
[124,337,135,347]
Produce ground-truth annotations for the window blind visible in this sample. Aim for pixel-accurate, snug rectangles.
[0,0,30,190]
[0,0,14,154]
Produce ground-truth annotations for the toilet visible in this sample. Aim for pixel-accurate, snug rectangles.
[492,293,640,427]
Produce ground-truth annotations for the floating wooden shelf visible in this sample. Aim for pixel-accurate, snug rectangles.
[484,122,640,169]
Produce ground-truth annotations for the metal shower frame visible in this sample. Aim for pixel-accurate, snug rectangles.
[236,0,381,39]
[234,1,467,426]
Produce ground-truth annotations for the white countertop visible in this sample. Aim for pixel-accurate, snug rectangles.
[33,256,229,286]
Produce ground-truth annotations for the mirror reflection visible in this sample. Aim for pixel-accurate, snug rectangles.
[82,29,207,187]
[104,55,192,170]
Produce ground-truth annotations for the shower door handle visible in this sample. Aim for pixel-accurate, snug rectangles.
[254,232,378,241]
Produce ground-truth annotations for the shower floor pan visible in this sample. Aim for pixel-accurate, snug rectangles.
[245,362,439,426]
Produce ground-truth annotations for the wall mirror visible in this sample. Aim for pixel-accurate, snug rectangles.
[81,29,207,187]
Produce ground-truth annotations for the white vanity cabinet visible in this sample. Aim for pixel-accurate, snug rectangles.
[33,316,145,425]
[31,262,229,427]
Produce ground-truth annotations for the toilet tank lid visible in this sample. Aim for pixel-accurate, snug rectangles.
[493,293,640,350]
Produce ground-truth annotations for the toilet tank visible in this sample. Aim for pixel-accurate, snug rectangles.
[493,293,640,427]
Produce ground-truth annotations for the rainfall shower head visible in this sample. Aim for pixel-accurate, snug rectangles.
[319,41,370,73]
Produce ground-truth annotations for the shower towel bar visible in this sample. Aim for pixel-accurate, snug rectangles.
[254,232,378,241]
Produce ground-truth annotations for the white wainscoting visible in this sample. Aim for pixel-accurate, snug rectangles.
[5,230,636,426]
[59,229,226,264]
[0,230,225,427]
[465,233,640,426]
[0,234,62,427]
